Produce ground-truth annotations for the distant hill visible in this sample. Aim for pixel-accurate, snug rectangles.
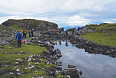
[2,19,59,31]
[60,26,82,30]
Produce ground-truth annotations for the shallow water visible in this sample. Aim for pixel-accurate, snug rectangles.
[54,40,116,78]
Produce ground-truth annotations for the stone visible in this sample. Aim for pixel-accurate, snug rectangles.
[0,62,2,68]
[68,64,77,68]
[56,60,62,66]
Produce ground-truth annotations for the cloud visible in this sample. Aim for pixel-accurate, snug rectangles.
[0,0,116,27]
[67,15,91,26]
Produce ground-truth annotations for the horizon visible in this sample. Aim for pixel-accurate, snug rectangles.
[0,0,116,28]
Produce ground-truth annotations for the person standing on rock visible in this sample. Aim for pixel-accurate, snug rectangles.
[59,30,61,36]
[72,29,74,35]
[15,30,23,48]
[65,30,68,35]
[54,30,57,35]
[48,31,50,35]
[23,29,27,38]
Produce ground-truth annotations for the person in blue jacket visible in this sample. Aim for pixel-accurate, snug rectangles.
[15,30,23,48]
[72,29,74,35]
[65,30,68,35]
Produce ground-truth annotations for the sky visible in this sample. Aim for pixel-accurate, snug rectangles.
[0,0,116,28]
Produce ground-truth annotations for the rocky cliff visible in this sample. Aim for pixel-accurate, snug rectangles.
[2,19,59,31]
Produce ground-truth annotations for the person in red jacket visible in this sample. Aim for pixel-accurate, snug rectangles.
[54,31,57,35]
[23,29,27,38]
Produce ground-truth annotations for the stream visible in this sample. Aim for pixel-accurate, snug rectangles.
[54,40,116,78]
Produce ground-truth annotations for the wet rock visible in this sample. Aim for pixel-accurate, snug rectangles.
[57,54,62,57]
[68,64,77,68]
[79,71,83,75]
[56,60,62,66]
[55,66,62,71]
[63,68,79,78]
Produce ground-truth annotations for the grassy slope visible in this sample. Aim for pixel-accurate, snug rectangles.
[82,23,116,47]
[0,25,67,78]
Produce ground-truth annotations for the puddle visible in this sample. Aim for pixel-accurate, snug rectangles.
[54,40,116,78]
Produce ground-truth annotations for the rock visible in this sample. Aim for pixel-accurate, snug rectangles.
[55,66,62,71]
[0,70,7,75]
[63,68,78,75]
[56,60,62,66]
[55,49,61,54]
[33,54,41,58]
[79,71,83,75]
[68,64,77,68]
[0,62,2,68]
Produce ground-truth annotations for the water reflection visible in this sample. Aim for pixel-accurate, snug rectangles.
[54,41,116,78]
[65,40,68,47]
[59,40,61,45]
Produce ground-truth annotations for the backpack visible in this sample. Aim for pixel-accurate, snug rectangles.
[18,33,22,39]
[24,30,27,33]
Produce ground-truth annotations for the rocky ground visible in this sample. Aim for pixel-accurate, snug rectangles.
[0,23,116,78]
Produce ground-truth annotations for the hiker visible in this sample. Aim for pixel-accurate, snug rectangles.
[77,27,79,31]
[15,30,23,48]
[72,29,74,35]
[65,30,68,35]
[29,30,31,37]
[31,29,34,37]
[23,29,27,38]
[48,32,50,35]
[54,31,57,35]
[59,30,61,36]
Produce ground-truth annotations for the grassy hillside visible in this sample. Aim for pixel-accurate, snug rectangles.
[82,23,116,47]
[0,24,67,78]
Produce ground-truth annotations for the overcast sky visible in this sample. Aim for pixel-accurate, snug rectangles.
[0,0,116,27]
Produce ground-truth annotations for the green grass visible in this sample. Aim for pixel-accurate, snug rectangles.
[0,43,46,63]
[10,25,24,30]
[82,23,116,47]
[0,41,67,78]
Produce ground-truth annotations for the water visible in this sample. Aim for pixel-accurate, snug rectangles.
[54,41,116,78]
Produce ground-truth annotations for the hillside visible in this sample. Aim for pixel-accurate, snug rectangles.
[82,23,116,47]
[2,19,59,31]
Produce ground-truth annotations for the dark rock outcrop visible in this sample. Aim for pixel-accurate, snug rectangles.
[2,19,59,31]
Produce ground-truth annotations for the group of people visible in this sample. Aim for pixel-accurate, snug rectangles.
[15,27,83,48]
[65,29,74,35]
[48,30,62,36]
[15,29,34,48]
[48,29,75,36]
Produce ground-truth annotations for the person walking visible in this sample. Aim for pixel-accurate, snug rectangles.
[48,31,50,35]
[15,30,23,48]
[54,31,57,35]
[59,30,61,36]
[72,29,74,35]
[65,30,68,35]
[23,29,27,38]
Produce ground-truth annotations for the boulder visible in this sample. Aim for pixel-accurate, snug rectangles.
[68,64,77,68]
